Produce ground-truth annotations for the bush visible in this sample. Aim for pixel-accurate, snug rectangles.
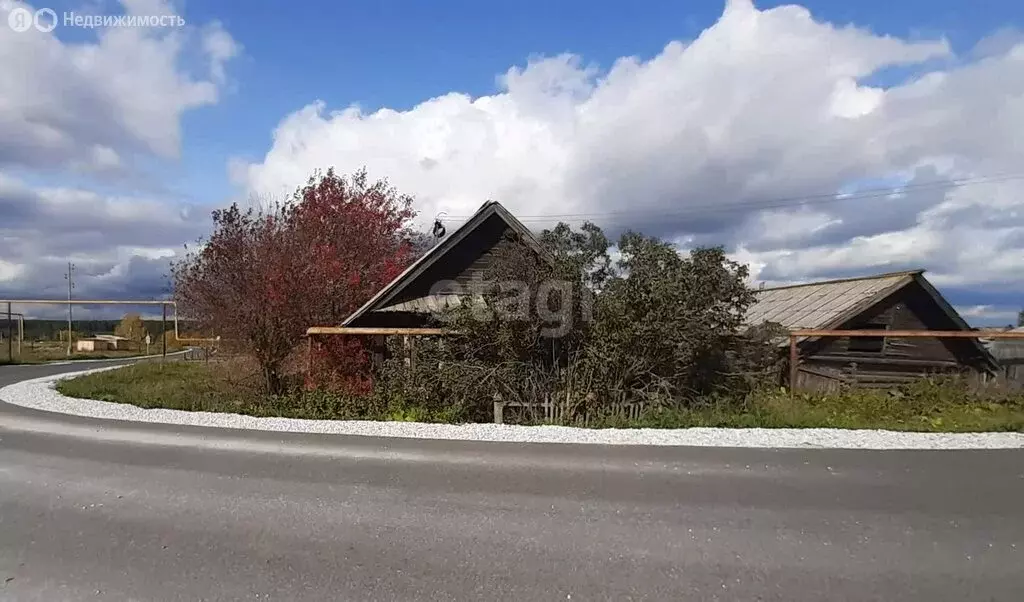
[172,168,420,394]
[364,221,786,424]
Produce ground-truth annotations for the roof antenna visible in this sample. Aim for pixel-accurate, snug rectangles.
[432,212,447,239]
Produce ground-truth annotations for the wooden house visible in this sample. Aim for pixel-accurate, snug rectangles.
[343,200,543,330]
[746,270,999,391]
[338,200,544,366]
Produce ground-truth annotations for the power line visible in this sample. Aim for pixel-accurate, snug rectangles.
[442,172,1024,224]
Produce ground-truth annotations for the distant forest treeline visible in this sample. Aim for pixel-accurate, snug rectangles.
[2,319,196,341]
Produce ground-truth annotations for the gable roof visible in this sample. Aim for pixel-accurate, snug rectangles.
[746,270,922,331]
[747,269,997,367]
[342,200,543,326]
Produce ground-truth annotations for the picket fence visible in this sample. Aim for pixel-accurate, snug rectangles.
[492,395,647,426]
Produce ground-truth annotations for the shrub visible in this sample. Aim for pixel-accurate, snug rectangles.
[172,168,419,394]
[371,221,785,424]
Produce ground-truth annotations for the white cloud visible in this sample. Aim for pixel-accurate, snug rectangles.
[956,305,1019,324]
[0,173,208,304]
[237,0,1024,296]
[0,259,25,283]
[0,0,239,173]
[0,0,237,310]
[200,21,240,84]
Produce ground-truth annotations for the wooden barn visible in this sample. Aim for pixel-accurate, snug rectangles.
[746,270,999,391]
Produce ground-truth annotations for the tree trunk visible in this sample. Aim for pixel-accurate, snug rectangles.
[263,362,283,395]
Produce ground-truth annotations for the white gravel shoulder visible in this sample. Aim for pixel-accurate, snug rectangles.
[3,365,1024,450]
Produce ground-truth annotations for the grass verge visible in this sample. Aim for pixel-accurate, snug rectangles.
[54,362,1024,432]
[3,342,183,364]
[56,361,378,421]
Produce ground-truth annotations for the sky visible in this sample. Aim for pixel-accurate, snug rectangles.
[0,0,1023,324]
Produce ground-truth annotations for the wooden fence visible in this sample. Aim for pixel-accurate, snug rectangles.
[492,395,647,426]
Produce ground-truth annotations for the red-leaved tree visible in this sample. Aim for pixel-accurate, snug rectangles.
[173,168,417,394]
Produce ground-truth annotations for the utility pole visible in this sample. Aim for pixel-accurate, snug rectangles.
[64,262,75,357]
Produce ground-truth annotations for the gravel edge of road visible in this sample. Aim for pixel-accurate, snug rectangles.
[2,365,1024,449]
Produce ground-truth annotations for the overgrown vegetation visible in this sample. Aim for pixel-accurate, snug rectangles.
[115,165,1020,432]
[57,362,1024,432]
[350,221,789,424]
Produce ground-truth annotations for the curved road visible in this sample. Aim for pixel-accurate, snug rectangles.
[1,360,1023,601]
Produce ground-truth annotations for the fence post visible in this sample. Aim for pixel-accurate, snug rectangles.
[788,333,799,394]
[493,393,504,425]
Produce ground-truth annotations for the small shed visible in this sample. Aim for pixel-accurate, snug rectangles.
[76,338,113,352]
[94,334,131,349]
[746,270,998,391]
[982,327,1024,389]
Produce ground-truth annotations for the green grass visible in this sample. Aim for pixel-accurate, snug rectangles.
[592,390,1024,433]
[56,362,1024,432]
[56,362,377,421]
[58,362,245,410]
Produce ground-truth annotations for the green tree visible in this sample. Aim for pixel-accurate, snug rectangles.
[390,221,775,423]
[588,236,757,398]
[58,329,80,342]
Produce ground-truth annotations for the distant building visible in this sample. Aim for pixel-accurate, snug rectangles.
[746,270,998,391]
[76,338,113,352]
[93,334,131,349]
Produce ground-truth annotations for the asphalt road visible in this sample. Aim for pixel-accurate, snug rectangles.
[1,361,1023,601]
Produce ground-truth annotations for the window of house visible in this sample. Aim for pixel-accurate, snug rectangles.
[847,324,887,353]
